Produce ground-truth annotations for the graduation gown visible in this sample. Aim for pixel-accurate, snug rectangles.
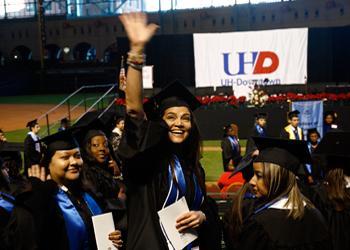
[1,186,38,250]
[221,136,242,171]
[81,162,127,232]
[280,125,304,140]
[235,199,331,250]
[300,184,350,250]
[16,178,104,250]
[118,115,221,250]
[245,125,266,155]
[223,196,258,250]
[0,194,13,250]
[23,134,42,173]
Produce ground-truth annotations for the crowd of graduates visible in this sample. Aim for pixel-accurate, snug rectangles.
[1,13,350,250]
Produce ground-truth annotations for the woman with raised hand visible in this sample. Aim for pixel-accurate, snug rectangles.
[117,12,221,250]
[24,130,123,250]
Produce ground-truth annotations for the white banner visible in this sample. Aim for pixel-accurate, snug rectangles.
[194,28,308,97]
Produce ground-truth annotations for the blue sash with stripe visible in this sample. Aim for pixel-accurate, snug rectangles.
[256,125,266,136]
[55,188,102,250]
[161,155,204,250]
[228,136,239,153]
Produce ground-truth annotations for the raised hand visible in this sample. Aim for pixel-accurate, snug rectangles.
[28,164,47,182]
[108,159,121,177]
[119,12,158,51]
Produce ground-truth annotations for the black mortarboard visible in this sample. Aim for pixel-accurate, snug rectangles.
[40,130,79,154]
[287,110,300,120]
[313,131,350,169]
[252,137,311,174]
[229,152,256,181]
[255,112,267,119]
[26,119,38,128]
[144,81,201,120]
[72,109,119,141]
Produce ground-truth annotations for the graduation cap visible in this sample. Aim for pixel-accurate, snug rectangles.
[252,137,311,174]
[255,112,267,119]
[229,152,256,181]
[73,109,119,141]
[313,131,350,169]
[287,110,300,120]
[26,119,38,128]
[144,81,201,120]
[40,130,79,154]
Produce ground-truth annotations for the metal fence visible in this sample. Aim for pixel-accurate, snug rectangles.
[37,83,118,137]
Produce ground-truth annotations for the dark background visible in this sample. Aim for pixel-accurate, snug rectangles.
[193,104,350,140]
[1,26,350,95]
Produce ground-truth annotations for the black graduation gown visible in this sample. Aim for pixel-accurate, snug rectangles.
[0,205,11,250]
[223,197,258,250]
[16,178,103,250]
[4,204,38,250]
[301,184,350,250]
[235,206,331,250]
[118,115,221,250]
[221,136,241,171]
[81,162,127,232]
[23,134,42,173]
[1,184,39,250]
[245,126,266,155]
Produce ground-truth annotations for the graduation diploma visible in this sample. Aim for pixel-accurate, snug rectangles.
[158,197,198,250]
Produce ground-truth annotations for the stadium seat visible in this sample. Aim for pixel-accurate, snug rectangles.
[205,182,222,199]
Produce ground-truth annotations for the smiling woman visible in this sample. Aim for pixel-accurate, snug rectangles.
[13,130,124,250]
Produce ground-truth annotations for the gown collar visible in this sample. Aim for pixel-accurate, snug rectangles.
[269,197,306,210]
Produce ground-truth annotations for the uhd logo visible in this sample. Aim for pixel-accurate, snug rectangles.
[223,51,279,76]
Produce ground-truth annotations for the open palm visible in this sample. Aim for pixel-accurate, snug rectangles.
[119,12,158,48]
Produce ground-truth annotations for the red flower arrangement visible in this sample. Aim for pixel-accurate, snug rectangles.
[115,92,350,107]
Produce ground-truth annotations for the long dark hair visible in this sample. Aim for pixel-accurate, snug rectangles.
[166,110,205,193]
[325,168,350,211]
[227,183,251,243]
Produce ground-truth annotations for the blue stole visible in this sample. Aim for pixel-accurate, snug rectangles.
[255,125,265,137]
[305,143,314,174]
[55,187,102,250]
[294,129,300,140]
[162,155,203,210]
[161,155,204,249]
[0,191,15,213]
[228,136,239,153]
